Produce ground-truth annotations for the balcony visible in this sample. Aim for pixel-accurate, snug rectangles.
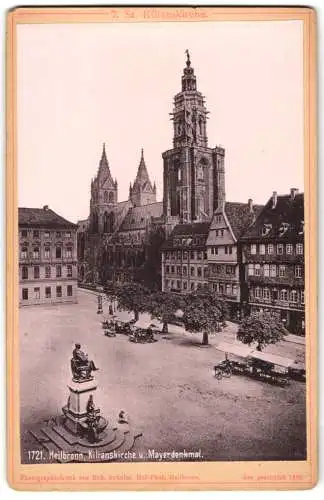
[247,274,304,288]
[249,296,304,311]
[243,252,304,264]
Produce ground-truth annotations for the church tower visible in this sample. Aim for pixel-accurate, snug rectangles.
[90,143,118,233]
[162,51,225,222]
[129,149,157,207]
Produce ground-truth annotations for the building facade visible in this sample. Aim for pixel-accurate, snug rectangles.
[206,200,263,318]
[19,206,78,306]
[162,222,210,293]
[241,190,305,334]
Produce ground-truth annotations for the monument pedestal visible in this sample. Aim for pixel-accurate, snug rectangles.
[28,350,142,462]
[62,378,98,435]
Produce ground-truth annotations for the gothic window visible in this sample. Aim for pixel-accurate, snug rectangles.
[108,212,115,233]
[176,192,180,215]
[109,192,114,203]
[178,168,181,182]
[104,191,108,203]
[197,164,204,180]
[92,212,99,233]
[103,212,109,233]
[199,117,203,135]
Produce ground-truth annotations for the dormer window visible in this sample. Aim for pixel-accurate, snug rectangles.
[279,222,290,236]
[262,224,272,236]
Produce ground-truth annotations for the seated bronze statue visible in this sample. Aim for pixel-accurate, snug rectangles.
[71,344,99,380]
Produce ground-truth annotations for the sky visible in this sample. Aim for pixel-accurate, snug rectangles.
[17,20,304,223]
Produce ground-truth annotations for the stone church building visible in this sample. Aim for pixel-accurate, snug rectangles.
[78,52,242,290]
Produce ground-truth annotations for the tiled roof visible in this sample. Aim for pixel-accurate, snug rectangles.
[171,222,210,236]
[162,221,210,249]
[19,207,77,229]
[241,192,304,241]
[119,202,163,231]
[225,202,264,240]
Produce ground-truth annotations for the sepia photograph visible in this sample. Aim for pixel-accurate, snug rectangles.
[7,5,317,491]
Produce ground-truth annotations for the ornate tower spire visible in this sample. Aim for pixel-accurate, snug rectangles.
[182,49,197,92]
[170,51,209,149]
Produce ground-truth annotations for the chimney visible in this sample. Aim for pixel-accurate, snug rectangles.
[43,205,49,211]
[248,198,253,213]
[290,188,299,200]
[272,191,278,209]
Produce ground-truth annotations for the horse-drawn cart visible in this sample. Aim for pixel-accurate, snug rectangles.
[214,342,294,386]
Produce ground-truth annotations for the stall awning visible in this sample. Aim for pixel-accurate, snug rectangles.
[216,342,253,358]
[133,320,159,330]
[250,351,294,368]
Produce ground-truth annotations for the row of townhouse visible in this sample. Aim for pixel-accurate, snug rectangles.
[161,189,305,335]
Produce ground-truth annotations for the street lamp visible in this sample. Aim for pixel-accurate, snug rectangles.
[97,294,103,314]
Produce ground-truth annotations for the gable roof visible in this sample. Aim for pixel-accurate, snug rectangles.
[225,202,264,240]
[118,202,163,232]
[19,207,77,229]
[241,192,304,241]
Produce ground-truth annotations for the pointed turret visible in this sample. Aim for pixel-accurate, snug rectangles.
[98,143,114,183]
[133,149,151,190]
[129,149,157,207]
[90,143,118,234]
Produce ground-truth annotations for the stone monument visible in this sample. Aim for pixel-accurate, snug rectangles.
[27,344,142,463]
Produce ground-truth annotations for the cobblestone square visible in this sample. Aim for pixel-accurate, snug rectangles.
[20,289,306,462]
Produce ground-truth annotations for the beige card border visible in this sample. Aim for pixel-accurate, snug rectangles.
[6,6,317,491]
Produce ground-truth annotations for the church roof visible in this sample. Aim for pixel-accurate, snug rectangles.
[19,207,77,229]
[119,202,163,231]
[131,149,154,193]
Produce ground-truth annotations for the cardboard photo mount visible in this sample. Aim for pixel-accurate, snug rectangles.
[6,6,317,491]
